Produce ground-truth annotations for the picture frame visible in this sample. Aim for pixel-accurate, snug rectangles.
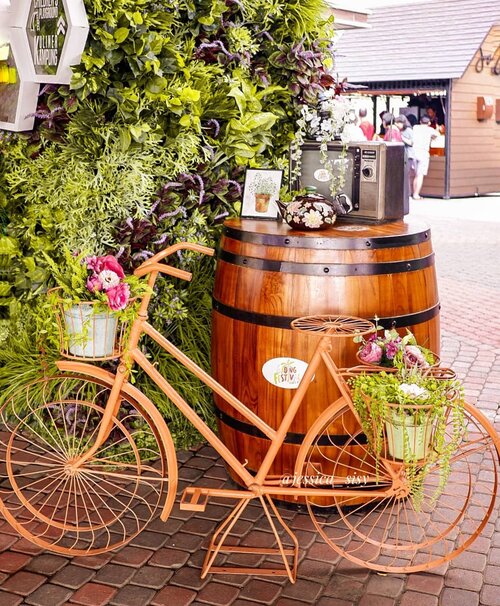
[241,168,283,220]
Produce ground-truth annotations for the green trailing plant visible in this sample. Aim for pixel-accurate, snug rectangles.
[350,368,466,510]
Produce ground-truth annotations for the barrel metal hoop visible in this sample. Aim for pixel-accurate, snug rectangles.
[213,404,367,446]
[212,299,440,331]
[222,225,431,250]
[218,250,435,276]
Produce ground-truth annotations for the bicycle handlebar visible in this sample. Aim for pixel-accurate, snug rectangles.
[133,242,215,281]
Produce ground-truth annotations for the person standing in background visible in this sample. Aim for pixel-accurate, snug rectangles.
[412,115,438,199]
[426,106,445,134]
[358,108,374,141]
[382,112,402,142]
[342,111,367,143]
[395,114,415,205]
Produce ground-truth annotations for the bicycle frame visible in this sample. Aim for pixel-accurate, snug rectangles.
[70,244,391,501]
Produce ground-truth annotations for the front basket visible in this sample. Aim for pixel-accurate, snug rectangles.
[52,292,129,361]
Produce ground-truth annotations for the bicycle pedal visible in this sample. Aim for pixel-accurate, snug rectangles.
[180,487,209,512]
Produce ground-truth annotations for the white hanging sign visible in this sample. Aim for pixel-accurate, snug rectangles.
[0,0,88,131]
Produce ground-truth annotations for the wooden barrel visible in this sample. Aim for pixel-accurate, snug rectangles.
[211,217,440,498]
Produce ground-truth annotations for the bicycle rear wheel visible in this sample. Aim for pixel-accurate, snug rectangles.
[0,375,176,555]
[295,398,500,572]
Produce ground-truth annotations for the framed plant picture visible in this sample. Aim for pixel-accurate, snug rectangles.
[241,169,283,219]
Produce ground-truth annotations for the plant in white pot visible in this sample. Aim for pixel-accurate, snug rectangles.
[350,367,466,510]
[46,250,149,360]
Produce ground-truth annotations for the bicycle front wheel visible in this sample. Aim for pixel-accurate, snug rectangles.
[0,375,176,555]
[295,398,499,573]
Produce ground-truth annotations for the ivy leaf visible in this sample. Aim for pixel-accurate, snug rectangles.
[132,12,143,25]
[179,88,201,103]
[114,28,130,44]
[146,75,167,95]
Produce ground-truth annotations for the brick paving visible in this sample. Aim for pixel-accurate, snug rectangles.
[0,197,499,605]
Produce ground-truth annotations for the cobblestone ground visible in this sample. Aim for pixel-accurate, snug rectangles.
[0,198,499,606]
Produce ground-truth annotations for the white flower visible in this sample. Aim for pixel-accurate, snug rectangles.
[399,383,429,399]
[98,269,121,291]
[303,210,323,229]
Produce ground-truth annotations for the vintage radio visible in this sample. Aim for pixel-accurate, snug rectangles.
[291,140,408,222]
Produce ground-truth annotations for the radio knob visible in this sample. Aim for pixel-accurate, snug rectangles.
[362,166,373,178]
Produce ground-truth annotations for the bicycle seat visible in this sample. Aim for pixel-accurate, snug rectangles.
[290,314,375,338]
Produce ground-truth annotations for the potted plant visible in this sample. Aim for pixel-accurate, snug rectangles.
[350,367,466,510]
[46,250,149,359]
[354,322,439,369]
[252,173,279,213]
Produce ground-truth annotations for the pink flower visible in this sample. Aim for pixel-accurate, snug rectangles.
[99,255,125,279]
[98,269,121,291]
[403,345,429,368]
[85,255,125,279]
[385,338,402,360]
[86,274,103,293]
[85,256,100,272]
[106,282,130,311]
[359,342,383,364]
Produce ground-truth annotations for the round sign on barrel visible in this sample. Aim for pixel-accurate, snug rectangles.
[211,218,440,500]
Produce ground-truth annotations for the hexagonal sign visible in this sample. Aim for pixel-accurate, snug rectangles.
[0,21,39,131]
[0,0,88,131]
[10,0,88,84]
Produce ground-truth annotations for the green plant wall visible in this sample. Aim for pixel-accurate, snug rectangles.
[0,0,338,447]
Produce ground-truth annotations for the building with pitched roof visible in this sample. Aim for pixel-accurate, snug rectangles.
[334,0,500,198]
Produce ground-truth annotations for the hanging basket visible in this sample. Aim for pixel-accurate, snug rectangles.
[358,389,438,463]
[51,289,129,361]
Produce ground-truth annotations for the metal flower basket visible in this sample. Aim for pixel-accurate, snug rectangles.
[52,290,129,361]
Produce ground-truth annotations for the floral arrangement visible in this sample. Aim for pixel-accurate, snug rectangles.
[85,255,131,311]
[355,325,438,369]
[45,249,149,315]
[251,173,279,196]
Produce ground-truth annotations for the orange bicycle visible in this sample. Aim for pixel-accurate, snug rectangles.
[0,242,498,581]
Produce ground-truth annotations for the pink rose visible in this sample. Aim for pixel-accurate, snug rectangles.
[404,345,429,368]
[85,256,100,272]
[359,342,383,364]
[99,255,125,279]
[86,274,103,293]
[85,255,125,278]
[106,282,130,311]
